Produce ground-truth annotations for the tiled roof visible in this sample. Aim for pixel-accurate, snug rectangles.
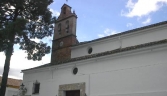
[22,39,167,71]
[74,21,167,47]
[0,76,22,87]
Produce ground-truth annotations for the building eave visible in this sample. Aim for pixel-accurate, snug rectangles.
[22,39,167,72]
[73,21,167,48]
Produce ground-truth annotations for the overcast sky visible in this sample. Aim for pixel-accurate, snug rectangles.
[0,0,167,79]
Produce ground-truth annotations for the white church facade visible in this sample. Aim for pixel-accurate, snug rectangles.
[22,4,167,96]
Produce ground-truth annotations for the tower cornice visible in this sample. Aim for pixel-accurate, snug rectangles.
[56,15,77,23]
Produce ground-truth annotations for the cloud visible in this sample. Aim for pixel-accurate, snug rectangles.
[0,49,51,79]
[31,38,40,43]
[126,0,135,9]
[126,23,133,27]
[0,66,23,79]
[42,36,53,45]
[31,36,53,47]
[98,28,119,38]
[50,8,60,17]
[122,0,167,17]
[142,17,151,25]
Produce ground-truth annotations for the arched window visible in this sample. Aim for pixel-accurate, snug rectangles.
[66,20,69,33]
[32,80,40,94]
[58,23,61,34]
[63,7,66,14]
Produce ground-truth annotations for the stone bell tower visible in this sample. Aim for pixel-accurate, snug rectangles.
[51,4,78,63]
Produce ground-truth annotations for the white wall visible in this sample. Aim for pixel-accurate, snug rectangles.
[5,87,18,96]
[71,24,167,58]
[23,44,167,96]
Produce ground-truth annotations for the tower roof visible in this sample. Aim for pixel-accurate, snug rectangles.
[56,4,77,22]
[61,3,71,9]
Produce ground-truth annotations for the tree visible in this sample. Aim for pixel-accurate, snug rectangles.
[0,0,56,96]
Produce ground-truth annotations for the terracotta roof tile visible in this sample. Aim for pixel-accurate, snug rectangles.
[22,21,167,71]
[22,39,167,71]
[74,21,167,47]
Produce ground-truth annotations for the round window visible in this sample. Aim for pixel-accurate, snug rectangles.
[88,47,93,54]
[73,67,78,75]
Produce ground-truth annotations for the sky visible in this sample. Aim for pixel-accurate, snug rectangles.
[0,0,167,79]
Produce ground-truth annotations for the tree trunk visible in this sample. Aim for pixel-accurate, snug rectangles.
[0,44,14,96]
[0,7,18,96]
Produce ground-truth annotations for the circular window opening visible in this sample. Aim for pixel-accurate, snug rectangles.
[88,47,93,54]
[73,67,78,75]
[59,41,63,47]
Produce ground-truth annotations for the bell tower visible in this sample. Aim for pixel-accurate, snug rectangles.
[51,4,78,63]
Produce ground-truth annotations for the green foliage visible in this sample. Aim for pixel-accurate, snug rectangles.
[0,0,56,60]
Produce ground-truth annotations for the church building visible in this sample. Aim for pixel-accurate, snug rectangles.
[22,4,167,96]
